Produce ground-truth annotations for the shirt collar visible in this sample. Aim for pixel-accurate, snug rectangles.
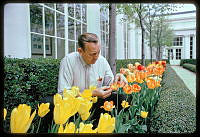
[78,53,91,67]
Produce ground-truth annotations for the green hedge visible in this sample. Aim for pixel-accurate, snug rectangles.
[4,57,61,131]
[180,59,196,66]
[116,59,169,73]
[149,65,196,133]
[182,63,196,73]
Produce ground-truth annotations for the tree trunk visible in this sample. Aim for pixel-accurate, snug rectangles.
[149,28,153,63]
[139,4,145,66]
[108,4,116,75]
[141,27,145,66]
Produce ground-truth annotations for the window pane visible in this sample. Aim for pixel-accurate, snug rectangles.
[57,13,65,38]
[76,21,81,40]
[30,4,43,33]
[45,3,54,9]
[45,37,55,58]
[75,4,81,21]
[82,24,87,34]
[57,39,65,59]
[31,34,43,57]
[68,18,75,40]
[82,4,87,23]
[56,4,64,13]
[45,8,55,36]
[68,41,75,53]
[68,4,74,17]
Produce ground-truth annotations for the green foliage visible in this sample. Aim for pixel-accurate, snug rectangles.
[4,57,61,131]
[148,65,196,133]
[180,59,196,66]
[182,63,196,73]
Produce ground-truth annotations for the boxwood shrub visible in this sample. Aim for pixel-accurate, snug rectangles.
[182,63,196,73]
[180,59,196,66]
[148,65,196,133]
[4,57,61,131]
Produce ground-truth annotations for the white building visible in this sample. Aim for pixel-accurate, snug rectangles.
[4,3,196,65]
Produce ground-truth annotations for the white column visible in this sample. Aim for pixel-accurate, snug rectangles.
[116,14,124,59]
[87,4,100,38]
[184,35,190,59]
[193,35,196,59]
[4,3,31,58]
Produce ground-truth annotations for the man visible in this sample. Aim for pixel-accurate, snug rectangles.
[57,32,128,129]
[58,32,127,98]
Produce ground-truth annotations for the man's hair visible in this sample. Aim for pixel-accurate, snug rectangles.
[78,33,99,50]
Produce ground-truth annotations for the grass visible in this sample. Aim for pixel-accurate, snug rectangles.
[148,65,196,133]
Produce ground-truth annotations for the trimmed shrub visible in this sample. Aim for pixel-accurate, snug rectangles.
[149,65,196,133]
[182,63,196,73]
[4,57,61,131]
[180,59,196,66]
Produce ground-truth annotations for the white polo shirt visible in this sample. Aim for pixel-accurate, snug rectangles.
[57,52,114,94]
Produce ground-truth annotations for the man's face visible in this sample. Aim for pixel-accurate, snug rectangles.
[78,42,100,65]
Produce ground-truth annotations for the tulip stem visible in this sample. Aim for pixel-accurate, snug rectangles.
[36,117,42,133]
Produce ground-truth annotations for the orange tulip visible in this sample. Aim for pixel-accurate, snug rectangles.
[135,72,144,83]
[146,78,157,89]
[132,84,141,93]
[153,67,163,76]
[123,84,132,94]
[100,101,115,111]
[126,73,136,83]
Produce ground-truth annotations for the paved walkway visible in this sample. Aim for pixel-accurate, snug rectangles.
[170,65,196,97]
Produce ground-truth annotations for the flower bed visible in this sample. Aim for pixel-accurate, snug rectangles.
[4,60,167,133]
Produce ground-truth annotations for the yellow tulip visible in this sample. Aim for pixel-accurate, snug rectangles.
[78,122,97,133]
[78,98,93,121]
[4,108,7,120]
[54,101,70,125]
[53,93,62,105]
[38,103,50,118]
[53,94,81,125]
[64,122,76,133]
[71,86,80,96]
[97,113,115,133]
[81,89,93,100]
[89,85,97,91]
[58,122,76,133]
[10,104,36,133]
[141,111,148,118]
[121,100,130,108]
[92,96,98,103]
[80,111,90,121]
[58,124,64,133]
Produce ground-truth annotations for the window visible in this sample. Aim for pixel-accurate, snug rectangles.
[30,3,64,59]
[173,36,183,46]
[190,36,193,59]
[100,4,109,60]
[168,49,173,59]
[30,3,87,58]
[67,4,87,53]
[176,49,181,59]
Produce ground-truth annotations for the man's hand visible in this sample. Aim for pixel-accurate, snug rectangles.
[92,86,112,99]
[114,73,128,85]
